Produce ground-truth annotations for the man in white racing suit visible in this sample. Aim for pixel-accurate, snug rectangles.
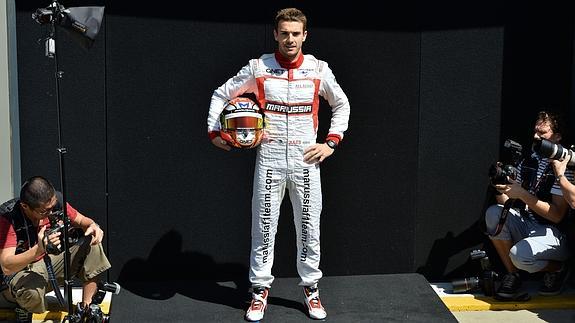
[207,7,350,322]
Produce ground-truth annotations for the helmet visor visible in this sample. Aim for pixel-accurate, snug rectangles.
[223,112,263,130]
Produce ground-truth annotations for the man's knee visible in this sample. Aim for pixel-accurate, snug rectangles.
[509,243,538,273]
[15,288,45,313]
[485,204,503,235]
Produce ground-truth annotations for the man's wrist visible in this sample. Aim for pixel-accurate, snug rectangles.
[522,191,538,208]
[325,139,337,150]
[556,174,565,183]
[35,240,44,256]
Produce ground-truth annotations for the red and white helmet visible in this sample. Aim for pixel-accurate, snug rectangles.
[219,97,264,149]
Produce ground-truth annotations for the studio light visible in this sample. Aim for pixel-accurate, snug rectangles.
[32,2,107,322]
[33,1,104,51]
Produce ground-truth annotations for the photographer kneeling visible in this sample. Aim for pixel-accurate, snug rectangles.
[485,111,573,299]
[0,176,111,322]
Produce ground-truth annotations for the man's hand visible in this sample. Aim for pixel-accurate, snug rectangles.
[211,136,231,151]
[37,224,48,255]
[84,222,104,245]
[38,224,62,254]
[494,178,528,201]
[303,143,334,164]
[551,158,569,178]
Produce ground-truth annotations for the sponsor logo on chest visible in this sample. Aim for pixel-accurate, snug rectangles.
[265,103,312,114]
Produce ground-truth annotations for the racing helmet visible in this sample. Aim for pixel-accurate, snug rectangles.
[219,97,264,149]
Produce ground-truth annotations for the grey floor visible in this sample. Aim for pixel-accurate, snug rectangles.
[3,274,575,322]
[110,273,456,322]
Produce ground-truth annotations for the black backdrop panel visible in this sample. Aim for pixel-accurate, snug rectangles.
[105,9,421,281]
[501,5,575,146]
[276,29,421,277]
[15,2,108,237]
[416,28,504,280]
[105,16,267,282]
[17,1,552,284]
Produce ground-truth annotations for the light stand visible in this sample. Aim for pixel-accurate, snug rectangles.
[32,1,105,322]
[46,9,74,318]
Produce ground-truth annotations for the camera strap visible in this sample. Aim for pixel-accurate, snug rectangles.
[526,162,553,195]
[520,155,556,195]
[44,255,65,307]
[492,199,515,237]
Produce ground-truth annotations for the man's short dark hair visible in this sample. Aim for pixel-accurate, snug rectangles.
[275,8,307,31]
[19,176,56,208]
[536,110,567,139]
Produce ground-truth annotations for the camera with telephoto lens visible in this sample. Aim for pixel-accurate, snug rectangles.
[451,250,498,296]
[532,138,575,168]
[488,139,523,185]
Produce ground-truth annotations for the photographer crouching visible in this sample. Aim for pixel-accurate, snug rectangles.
[0,176,111,322]
[485,111,573,300]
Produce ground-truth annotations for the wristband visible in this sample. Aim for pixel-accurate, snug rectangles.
[556,174,564,183]
[325,140,337,150]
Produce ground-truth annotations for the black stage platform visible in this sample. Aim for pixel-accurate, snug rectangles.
[111,273,456,322]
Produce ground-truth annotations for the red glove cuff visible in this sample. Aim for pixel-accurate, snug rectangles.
[208,131,220,140]
[325,134,341,145]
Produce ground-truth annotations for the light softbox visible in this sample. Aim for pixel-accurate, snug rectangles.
[60,6,105,50]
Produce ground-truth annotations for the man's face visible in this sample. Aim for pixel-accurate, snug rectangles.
[274,20,307,61]
[534,120,561,143]
[21,194,57,222]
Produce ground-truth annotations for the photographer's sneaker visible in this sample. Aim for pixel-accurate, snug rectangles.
[14,307,32,323]
[496,272,521,298]
[539,264,571,296]
[245,287,268,322]
[75,302,88,320]
[304,285,327,320]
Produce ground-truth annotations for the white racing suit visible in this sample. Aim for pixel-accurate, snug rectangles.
[207,52,350,288]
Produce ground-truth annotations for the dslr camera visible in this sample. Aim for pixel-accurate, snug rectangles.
[451,250,498,296]
[488,139,523,185]
[44,210,66,255]
[44,210,81,255]
[532,138,575,168]
[489,163,519,185]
